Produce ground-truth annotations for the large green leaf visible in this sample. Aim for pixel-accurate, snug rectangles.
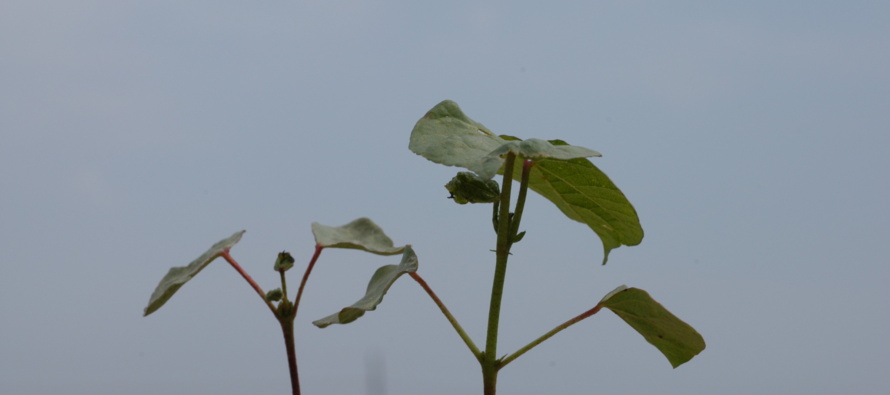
[409,100,507,178]
[410,101,642,264]
[312,218,405,255]
[312,246,418,328]
[599,286,705,368]
[143,230,245,316]
[504,141,643,264]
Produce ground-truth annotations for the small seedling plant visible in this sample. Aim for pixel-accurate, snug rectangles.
[144,100,705,395]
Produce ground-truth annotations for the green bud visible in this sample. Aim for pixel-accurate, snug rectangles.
[513,230,526,243]
[445,172,500,204]
[274,251,295,272]
[265,288,283,302]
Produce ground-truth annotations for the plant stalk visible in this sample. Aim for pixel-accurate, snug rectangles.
[276,245,324,395]
[482,153,518,395]
[293,244,324,318]
[278,308,301,395]
[410,272,482,362]
[220,250,276,314]
[508,160,533,241]
[500,303,604,368]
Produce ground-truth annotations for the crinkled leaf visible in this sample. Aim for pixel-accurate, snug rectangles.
[599,286,705,368]
[312,218,405,255]
[504,139,643,264]
[312,246,418,328]
[409,100,507,177]
[143,230,245,316]
[265,288,283,302]
[445,172,500,204]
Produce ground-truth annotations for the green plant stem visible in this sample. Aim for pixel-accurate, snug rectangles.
[409,272,482,362]
[293,244,323,318]
[508,159,534,241]
[278,311,301,395]
[499,303,604,368]
[270,244,325,395]
[221,249,300,394]
[220,250,276,315]
[483,152,518,395]
[279,270,289,301]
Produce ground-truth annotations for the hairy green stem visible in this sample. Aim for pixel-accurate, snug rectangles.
[500,304,604,368]
[482,153,518,395]
[409,272,482,362]
[220,250,276,315]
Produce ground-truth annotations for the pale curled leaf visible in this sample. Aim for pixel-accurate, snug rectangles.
[410,102,604,181]
[409,100,507,177]
[312,218,405,255]
[143,230,245,316]
[486,138,601,161]
[312,246,418,328]
[600,287,706,368]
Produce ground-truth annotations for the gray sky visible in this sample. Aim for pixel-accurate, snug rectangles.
[2,1,889,394]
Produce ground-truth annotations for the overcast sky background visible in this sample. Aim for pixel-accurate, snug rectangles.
[2,1,889,394]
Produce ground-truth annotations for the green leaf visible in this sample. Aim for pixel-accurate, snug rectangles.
[409,102,641,263]
[143,230,245,316]
[312,246,419,328]
[486,138,601,161]
[409,100,507,178]
[599,286,706,368]
[312,218,405,255]
[265,288,283,302]
[520,157,642,264]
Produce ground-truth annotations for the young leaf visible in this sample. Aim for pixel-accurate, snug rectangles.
[445,172,501,204]
[312,246,419,328]
[409,100,507,177]
[143,230,246,316]
[599,286,706,368]
[312,218,405,255]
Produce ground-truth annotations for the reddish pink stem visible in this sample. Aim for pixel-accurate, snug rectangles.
[220,249,276,314]
[292,244,323,318]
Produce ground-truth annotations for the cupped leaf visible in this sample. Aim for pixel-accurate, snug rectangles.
[313,246,419,328]
[143,230,245,316]
[599,286,705,368]
[312,218,405,255]
[409,100,507,177]
[504,139,643,264]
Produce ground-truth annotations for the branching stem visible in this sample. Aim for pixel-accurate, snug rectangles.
[220,249,300,394]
